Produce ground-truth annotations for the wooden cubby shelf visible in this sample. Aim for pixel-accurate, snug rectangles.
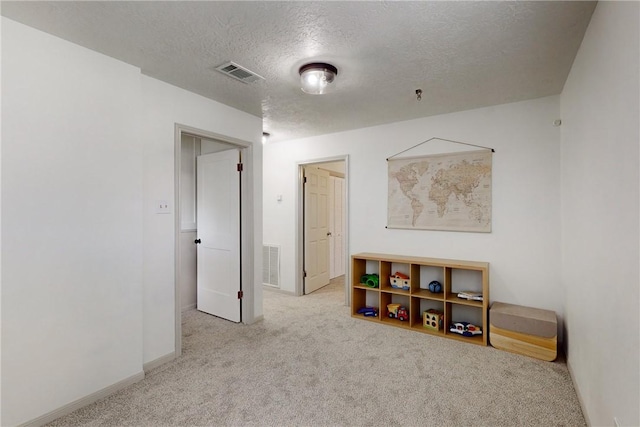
[351,252,489,346]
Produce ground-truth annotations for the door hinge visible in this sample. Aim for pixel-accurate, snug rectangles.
[303,176,307,184]
[237,290,243,299]
[237,163,243,172]
[303,270,307,278]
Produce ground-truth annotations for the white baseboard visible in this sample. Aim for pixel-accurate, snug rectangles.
[566,358,591,426]
[143,351,176,373]
[263,286,296,296]
[251,314,265,323]
[19,370,145,427]
[181,303,196,312]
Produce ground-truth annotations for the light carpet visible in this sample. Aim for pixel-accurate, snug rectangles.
[48,280,585,426]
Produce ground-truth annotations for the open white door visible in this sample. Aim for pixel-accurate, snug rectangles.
[196,149,241,322]
[304,166,330,294]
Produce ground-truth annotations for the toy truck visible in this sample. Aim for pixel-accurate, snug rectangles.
[387,303,409,321]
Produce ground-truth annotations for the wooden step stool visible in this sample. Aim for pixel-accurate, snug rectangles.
[489,302,557,361]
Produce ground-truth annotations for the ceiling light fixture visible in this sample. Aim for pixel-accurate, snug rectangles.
[262,132,270,144]
[299,62,338,95]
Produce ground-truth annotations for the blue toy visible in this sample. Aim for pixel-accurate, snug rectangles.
[428,280,442,293]
[357,306,378,317]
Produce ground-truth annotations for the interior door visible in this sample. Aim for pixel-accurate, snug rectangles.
[196,149,241,322]
[304,166,330,294]
[329,176,345,279]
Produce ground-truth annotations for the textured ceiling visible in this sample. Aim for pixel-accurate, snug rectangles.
[1,1,596,142]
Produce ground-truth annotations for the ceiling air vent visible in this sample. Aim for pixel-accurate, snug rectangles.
[215,61,265,84]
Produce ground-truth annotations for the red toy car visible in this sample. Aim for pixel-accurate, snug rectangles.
[387,303,409,321]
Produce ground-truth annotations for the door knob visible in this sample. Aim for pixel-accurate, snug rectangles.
[327,232,332,236]
[194,239,202,244]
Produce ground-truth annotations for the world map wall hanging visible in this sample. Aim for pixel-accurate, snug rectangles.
[387,147,493,233]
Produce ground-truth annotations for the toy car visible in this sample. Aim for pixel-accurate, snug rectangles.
[449,321,482,337]
[357,306,378,317]
[387,303,409,321]
[360,274,380,288]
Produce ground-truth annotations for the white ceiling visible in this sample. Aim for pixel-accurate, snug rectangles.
[1,1,596,143]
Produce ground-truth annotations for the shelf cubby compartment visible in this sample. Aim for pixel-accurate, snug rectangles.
[352,258,382,287]
[379,292,411,330]
[380,261,410,293]
[410,298,446,337]
[412,264,446,301]
[351,287,381,322]
[351,253,489,346]
[447,267,484,298]
[445,302,486,345]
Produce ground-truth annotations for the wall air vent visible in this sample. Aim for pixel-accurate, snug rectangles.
[215,61,265,84]
[262,245,280,288]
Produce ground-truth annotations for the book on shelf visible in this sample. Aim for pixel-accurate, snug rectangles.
[457,291,483,301]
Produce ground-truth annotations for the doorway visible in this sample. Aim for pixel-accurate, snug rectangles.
[174,124,255,357]
[297,157,350,305]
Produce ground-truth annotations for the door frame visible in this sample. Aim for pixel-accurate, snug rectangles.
[329,175,346,279]
[174,123,255,357]
[296,155,350,305]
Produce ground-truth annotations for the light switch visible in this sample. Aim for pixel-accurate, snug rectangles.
[156,200,171,214]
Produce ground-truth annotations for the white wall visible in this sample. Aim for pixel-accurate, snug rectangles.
[1,15,5,424]
[1,19,143,426]
[560,2,639,426]
[1,17,264,425]
[264,95,563,326]
[141,75,263,364]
